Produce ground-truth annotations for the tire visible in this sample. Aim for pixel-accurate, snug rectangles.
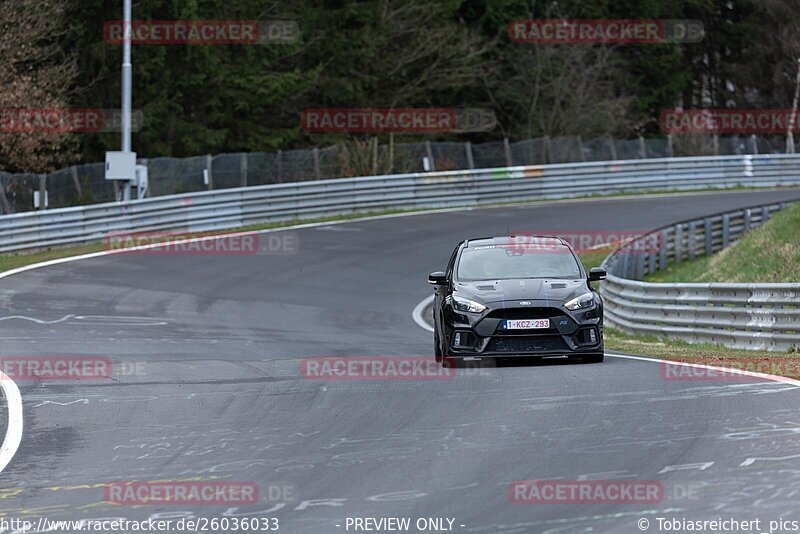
[434,330,443,363]
[582,352,604,363]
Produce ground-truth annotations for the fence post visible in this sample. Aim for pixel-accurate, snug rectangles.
[240,153,248,187]
[674,223,683,264]
[543,136,550,164]
[425,141,435,171]
[372,138,378,175]
[749,134,758,154]
[667,134,673,157]
[465,141,475,169]
[658,229,667,271]
[503,137,513,166]
[607,136,617,160]
[704,217,713,255]
[37,174,47,210]
[388,133,394,174]
[0,176,11,214]
[576,136,585,162]
[638,135,647,158]
[713,134,719,155]
[276,149,283,183]
[206,154,213,190]
[70,166,82,199]
[313,147,321,179]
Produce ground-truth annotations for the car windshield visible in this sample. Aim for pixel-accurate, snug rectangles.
[457,243,582,281]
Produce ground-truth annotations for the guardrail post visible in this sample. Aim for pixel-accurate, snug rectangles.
[648,246,657,275]
[761,206,770,226]
[635,250,645,280]
[722,213,730,248]
[465,142,475,169]
[704,217,713,256]
[658,229,667,271]
[687,222,696,259]
[743,208,751,232]
[674,224,683,264]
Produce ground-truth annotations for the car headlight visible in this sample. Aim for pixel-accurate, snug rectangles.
[452,295,486,313]
[564,292,595,311]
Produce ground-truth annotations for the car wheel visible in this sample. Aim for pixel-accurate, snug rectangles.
[582,352,604,363]
[434,330,443,362]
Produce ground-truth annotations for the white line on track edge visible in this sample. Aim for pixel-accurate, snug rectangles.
[0,372,22,473]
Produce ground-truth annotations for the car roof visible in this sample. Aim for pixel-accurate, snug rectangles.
[464,235,570,248]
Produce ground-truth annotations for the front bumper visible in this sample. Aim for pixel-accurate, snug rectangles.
[443,304,603,358]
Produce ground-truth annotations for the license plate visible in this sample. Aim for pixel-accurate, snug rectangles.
[504,319,550,330]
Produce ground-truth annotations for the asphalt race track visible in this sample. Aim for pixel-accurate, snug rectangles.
[2,189,800,534]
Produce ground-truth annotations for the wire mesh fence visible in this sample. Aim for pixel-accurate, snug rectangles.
[0,133,793,214]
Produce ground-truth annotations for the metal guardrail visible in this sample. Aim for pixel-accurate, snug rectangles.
[601,201,800,351]
[1,154,800,254]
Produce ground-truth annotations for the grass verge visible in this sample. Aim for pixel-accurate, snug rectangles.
[647,201,800,283]
[603,328,800,380]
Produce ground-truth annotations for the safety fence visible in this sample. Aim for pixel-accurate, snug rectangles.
[0,133,791,214]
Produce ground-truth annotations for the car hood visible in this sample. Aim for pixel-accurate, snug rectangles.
[454,278,588,305]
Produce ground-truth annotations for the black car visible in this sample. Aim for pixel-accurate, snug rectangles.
[428,236,606,365]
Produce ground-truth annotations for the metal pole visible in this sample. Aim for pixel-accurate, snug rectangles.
[787,57,800,154]
[121,0,132,153]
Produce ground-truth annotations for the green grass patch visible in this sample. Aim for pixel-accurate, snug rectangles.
[647,202,800,283]
[604,327,800,379]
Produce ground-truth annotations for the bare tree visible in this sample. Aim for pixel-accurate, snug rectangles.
[0,0,79,174]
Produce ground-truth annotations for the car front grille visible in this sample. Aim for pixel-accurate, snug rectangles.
[485,335,567,353]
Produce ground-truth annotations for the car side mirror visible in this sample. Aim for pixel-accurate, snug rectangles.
[428,271,447,285]
[588,267,607,282]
